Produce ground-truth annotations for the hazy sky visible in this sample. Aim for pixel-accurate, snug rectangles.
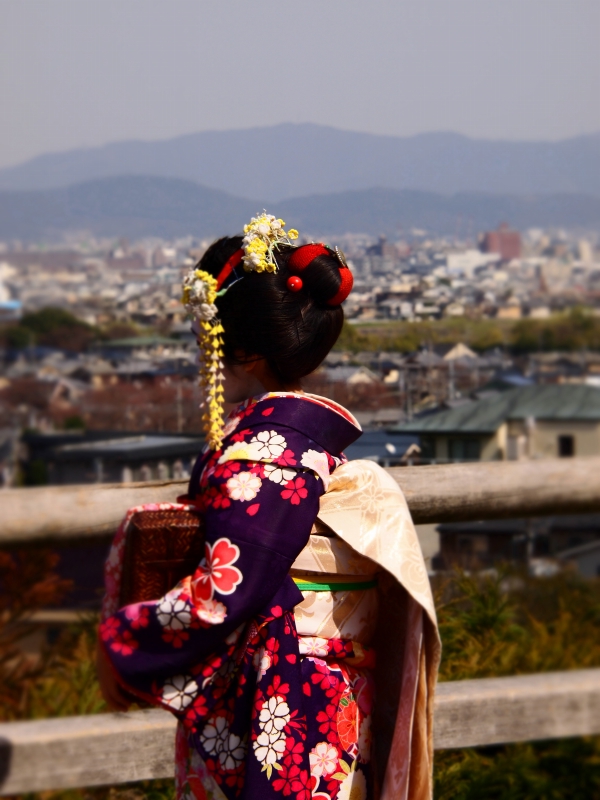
[1,0,599,170]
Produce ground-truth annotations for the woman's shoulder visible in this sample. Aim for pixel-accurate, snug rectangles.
[190,392,361,499]
[221,392,362,460]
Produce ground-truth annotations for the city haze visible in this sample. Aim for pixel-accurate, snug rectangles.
[1,0,600,171]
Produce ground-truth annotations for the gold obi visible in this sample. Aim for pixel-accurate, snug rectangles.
[290,521,379,643]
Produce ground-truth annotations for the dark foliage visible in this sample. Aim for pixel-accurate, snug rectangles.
[0,307,96,353]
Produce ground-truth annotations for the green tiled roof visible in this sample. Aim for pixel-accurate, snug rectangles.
[103,336,177,347]
[391,385,600,435]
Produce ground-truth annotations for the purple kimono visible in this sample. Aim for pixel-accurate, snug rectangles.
[100,393,375,800]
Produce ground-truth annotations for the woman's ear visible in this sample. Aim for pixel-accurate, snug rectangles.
[242,356,284,392]
[232,350,294,393]
[239,355,265,375]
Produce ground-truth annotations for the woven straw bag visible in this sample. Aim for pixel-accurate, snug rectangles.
[119,507,205,606]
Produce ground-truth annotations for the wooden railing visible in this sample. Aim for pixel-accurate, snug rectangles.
[1,669,600,794]
[2,457,600,544]
[1,457,599,793]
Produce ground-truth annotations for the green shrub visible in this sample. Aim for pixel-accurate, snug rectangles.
[433,571,600,798]
[63,415,86,430]
[435,739,600,800]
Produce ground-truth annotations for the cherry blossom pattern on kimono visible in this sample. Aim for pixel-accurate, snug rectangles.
[100,392,366,799]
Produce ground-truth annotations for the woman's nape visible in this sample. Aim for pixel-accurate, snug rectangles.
[222,353,303,404]
[191,320,302,402]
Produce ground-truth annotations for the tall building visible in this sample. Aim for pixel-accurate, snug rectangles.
[480,223,521,260]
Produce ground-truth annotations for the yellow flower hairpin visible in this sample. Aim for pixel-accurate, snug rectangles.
[181,268,225,451]
[242,213,298,273]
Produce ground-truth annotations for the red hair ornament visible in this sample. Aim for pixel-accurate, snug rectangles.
[216,248,244,291]
[287,243,353,305]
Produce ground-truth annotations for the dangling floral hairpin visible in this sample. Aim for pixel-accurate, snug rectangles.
[242,212,298,273]
[182,212,302,450]
[181,268,225,451]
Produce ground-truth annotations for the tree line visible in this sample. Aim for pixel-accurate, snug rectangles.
[337,308,600,354]
[2,306,600,356]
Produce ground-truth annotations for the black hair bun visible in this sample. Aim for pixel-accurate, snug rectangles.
[197,237,345,383]
[284,249,345,307]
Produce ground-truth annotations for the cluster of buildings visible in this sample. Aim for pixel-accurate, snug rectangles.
[0,239,199,327]
[392,382,600,578]
[1,225,600,583]
[0,223,599,326]
[342,225,600,322]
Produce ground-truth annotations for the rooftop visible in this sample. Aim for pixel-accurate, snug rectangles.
[98,336,178,348]
[54,434,203,461]
[391,384,600,435]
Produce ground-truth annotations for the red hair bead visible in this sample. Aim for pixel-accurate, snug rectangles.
[287,275,303,292]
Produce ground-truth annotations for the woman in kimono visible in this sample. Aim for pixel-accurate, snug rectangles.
[98,215,440,800]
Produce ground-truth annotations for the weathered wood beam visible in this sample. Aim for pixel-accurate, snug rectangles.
[1,669,600,794]
[388,456,600,524]
[0,707,177,794]
[1,457,599,545]
[433,668,600,749]
[0,479,187,545]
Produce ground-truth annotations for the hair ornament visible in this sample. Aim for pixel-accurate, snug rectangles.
[181,267,225,450]
[326,266,354,306]
[288,243,328,272]
[334,245,348,268]
[287,275,303,292]
[288,243,354,306]
[242,212,298,273]
[216,248,243,293]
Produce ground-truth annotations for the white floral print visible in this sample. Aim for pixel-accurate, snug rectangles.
[263,464,297,486]
[217,441,253,464]
[258,694,290,737]
[298,636,329,657]
[156,596,192,630]
[309,741,339,778]
[200,715,230,756]
[226,471,262,502]
[249,430,287,460]
[197,598,227,626]
[300,448,331,488]
[362,482,387,515]
[217,429,288,465]
[253,729,286,768]
[218,732,247,771]
[161,675,198,710]
[253,694,290,773]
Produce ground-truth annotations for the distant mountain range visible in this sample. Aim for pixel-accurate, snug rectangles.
[2,176,600,242]
[0,177,256,242]
[1,124,600,200]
